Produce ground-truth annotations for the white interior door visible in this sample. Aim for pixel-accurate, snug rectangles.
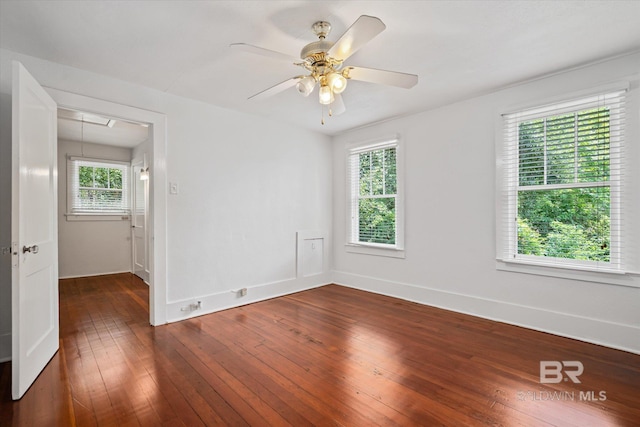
[11,61,59,400]
[132,163,148,282]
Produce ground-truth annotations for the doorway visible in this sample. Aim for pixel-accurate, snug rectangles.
[58,108,148,282]
[46,88,167,326]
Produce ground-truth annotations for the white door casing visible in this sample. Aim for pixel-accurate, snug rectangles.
[11,61,59,400]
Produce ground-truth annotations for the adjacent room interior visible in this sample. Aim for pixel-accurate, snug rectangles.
[0,1,639,426]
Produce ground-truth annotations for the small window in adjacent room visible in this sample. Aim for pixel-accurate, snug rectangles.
[498,89,626,274]
[67,157,130,215]
[346,137,404,257]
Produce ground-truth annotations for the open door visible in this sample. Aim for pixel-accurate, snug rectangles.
[132,161,148,282]
[11,62,59,400]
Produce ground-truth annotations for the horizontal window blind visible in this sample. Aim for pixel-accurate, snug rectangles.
[347,140,398,246]
[500,90,626,272]
[68,157,130,213]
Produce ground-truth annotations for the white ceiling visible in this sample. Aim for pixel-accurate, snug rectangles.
[2,1,639,136]
[57,108,149,148]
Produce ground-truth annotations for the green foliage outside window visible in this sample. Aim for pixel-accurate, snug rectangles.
[358,147,396,245]
[79,166,122,189]
[517,107,611,262]
[359,198,396,244]
[77,165,124,209]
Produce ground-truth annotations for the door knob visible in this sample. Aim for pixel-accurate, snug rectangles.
[22,245,39,254]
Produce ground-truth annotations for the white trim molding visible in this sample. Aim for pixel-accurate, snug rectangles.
[332,270,640,355]
[166,273,332,323]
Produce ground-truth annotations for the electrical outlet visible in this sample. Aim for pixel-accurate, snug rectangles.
[240,288,247,297]
[169,182,179,195]
[180,301,202,312]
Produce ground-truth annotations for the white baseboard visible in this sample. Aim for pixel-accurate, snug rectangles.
[59,270,131,280]
[0,332,10,362]
[332,270,640,355]
[165,273,332,324]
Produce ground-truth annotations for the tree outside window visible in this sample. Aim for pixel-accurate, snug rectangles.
[517,107,611,262]
[348,142,399,248]
[68,158,130,214]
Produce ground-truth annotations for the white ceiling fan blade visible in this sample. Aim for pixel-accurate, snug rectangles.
[327,15,386,61]
[248,76,302,101]
[345,66,418,89]
[330,93,346,116]
[230,43,299,63]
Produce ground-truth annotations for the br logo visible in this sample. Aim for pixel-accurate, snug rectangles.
[540,361,584,384]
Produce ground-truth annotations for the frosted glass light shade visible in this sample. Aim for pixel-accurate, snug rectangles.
[327,72,347,94]
[296,76,316,97]
[319,85,334,105]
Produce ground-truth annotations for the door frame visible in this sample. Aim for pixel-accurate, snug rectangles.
[46,88,167,326]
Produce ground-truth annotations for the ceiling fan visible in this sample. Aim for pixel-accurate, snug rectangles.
[231,15,418,124]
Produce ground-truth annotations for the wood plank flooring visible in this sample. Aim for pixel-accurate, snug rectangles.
[1,273,639,426]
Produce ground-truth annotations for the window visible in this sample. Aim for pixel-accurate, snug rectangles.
[347,138,404,256]
[499,90,626,273]
[67,157,130,214]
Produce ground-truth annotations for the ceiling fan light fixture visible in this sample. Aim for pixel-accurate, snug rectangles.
[296,75,316,97]
[237,15,419,124]
[318,84,334,105]
[327,72,347,94]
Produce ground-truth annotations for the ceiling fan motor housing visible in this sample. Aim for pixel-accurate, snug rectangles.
[300,40,333,61]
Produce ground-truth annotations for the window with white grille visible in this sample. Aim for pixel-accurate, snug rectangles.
[347,138,404,253]
[499,90,626,273]
[67,157,130,214]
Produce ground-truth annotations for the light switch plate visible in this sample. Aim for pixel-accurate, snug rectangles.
[169,182,179,195]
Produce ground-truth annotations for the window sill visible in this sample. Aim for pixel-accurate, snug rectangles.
[65,213,130,222]
[496,258,639,288]
[345,244,405,259]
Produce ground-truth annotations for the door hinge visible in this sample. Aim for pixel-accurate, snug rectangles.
[11,242,18,267]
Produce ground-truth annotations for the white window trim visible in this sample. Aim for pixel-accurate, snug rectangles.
[345,135,405,258]
[495,83,637,286]
[66,156,131,218]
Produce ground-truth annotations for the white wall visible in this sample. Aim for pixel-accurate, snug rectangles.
[332,53,640,354]
[57,140,133,278]
[163,92,333,319]
[0,48,333,360]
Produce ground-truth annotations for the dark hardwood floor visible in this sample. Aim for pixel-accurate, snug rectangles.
[1,273,639,426]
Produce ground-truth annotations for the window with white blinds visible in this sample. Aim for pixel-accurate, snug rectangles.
[67,157,130,214]
[499,89,626,272]
[347,139,403,250]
